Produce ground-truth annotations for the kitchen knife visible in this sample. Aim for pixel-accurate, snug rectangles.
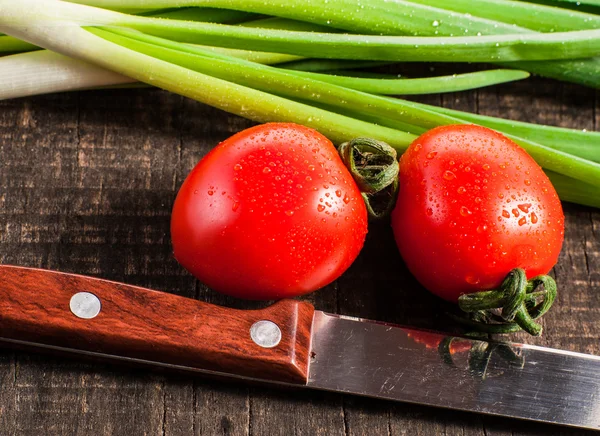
[0,265,598,430]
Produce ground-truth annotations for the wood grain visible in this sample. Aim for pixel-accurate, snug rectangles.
[0,73,598,436]
[0,265,314,384]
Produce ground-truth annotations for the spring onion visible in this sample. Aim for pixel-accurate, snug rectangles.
[286,69,531,95]
[0,35,37,54]
[0,0,598,209]
[407,0,600,32]
[20,0,600,87]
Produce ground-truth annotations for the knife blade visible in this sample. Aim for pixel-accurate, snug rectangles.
[0,266,598,430]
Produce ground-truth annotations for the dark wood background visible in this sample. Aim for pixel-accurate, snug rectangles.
[0,71,598,435]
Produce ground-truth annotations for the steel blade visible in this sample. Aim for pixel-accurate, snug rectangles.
[308,312,600,430]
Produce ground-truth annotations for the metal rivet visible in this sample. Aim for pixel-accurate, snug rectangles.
[70,292,101,319]
[250,320,282,348]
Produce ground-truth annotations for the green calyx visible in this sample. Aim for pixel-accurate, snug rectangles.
[338,137,399,220]
[453,268,557,336]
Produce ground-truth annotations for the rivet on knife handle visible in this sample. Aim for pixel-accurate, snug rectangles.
[0,265,315,384]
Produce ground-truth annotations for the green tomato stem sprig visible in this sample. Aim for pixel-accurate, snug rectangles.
[454,269,557,336]
[338,137,399,220]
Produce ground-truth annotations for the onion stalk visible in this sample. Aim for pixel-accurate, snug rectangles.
[0,0,598,208]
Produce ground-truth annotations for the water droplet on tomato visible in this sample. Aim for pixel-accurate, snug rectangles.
[263,167,271,174]
[476,225,487,233]
[457,186,466,194]
[518,203,532,213]
[343,195,350,204]
[524,179,531,186]
[443,170,456,180]
[426,208,433,216]
[207,190,214,196]
[530,212,538,224]
[335,190,342,198]
[233,164,242,171]
[482,164,490,170]
[465,275,481,285]
[232,201,240,212]
[460,206,471,216]
[518,216,527,226]
[426,151,437,159]
[502,210,510,218]
[317,204,326,212]
[285,210,295,217]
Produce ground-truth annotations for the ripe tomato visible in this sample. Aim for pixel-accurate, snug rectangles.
[171,123,368,300]
[391,125,564,302]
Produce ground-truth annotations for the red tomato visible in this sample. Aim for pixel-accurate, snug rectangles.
[391,125,564,302]
[171,123,368,300]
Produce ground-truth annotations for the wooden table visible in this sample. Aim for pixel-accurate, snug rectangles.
[0,75,598,435]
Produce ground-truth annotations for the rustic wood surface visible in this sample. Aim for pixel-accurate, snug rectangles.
[0,72,598,435]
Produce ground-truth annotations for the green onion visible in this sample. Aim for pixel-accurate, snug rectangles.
[86,27,600,188]
[406,102,600,164]
[8,1,600,63]
[537,0,600,8]
[0,50,135,100]
[546,171,600,209]
[0,0,598,209]
[0,6,256,54]
[287,69,531,95]
[47,0,600,87]
[0,35,37,54]
[50,0,530,35]
[0,45,300,100]
[112,21,600,63]
[406,0,600,32]
[0,13,414,146]
[5,0,600,86]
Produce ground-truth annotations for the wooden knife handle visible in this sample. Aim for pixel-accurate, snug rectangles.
[0,265,315,384]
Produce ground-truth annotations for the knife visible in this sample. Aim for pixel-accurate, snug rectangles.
[0,265,598,430]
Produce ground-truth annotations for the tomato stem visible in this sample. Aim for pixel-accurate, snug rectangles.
[455,269,557,336]
[338,137,399,220]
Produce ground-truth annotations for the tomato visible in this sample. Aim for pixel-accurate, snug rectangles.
[391,125,564,302]
[171,123,368,300]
